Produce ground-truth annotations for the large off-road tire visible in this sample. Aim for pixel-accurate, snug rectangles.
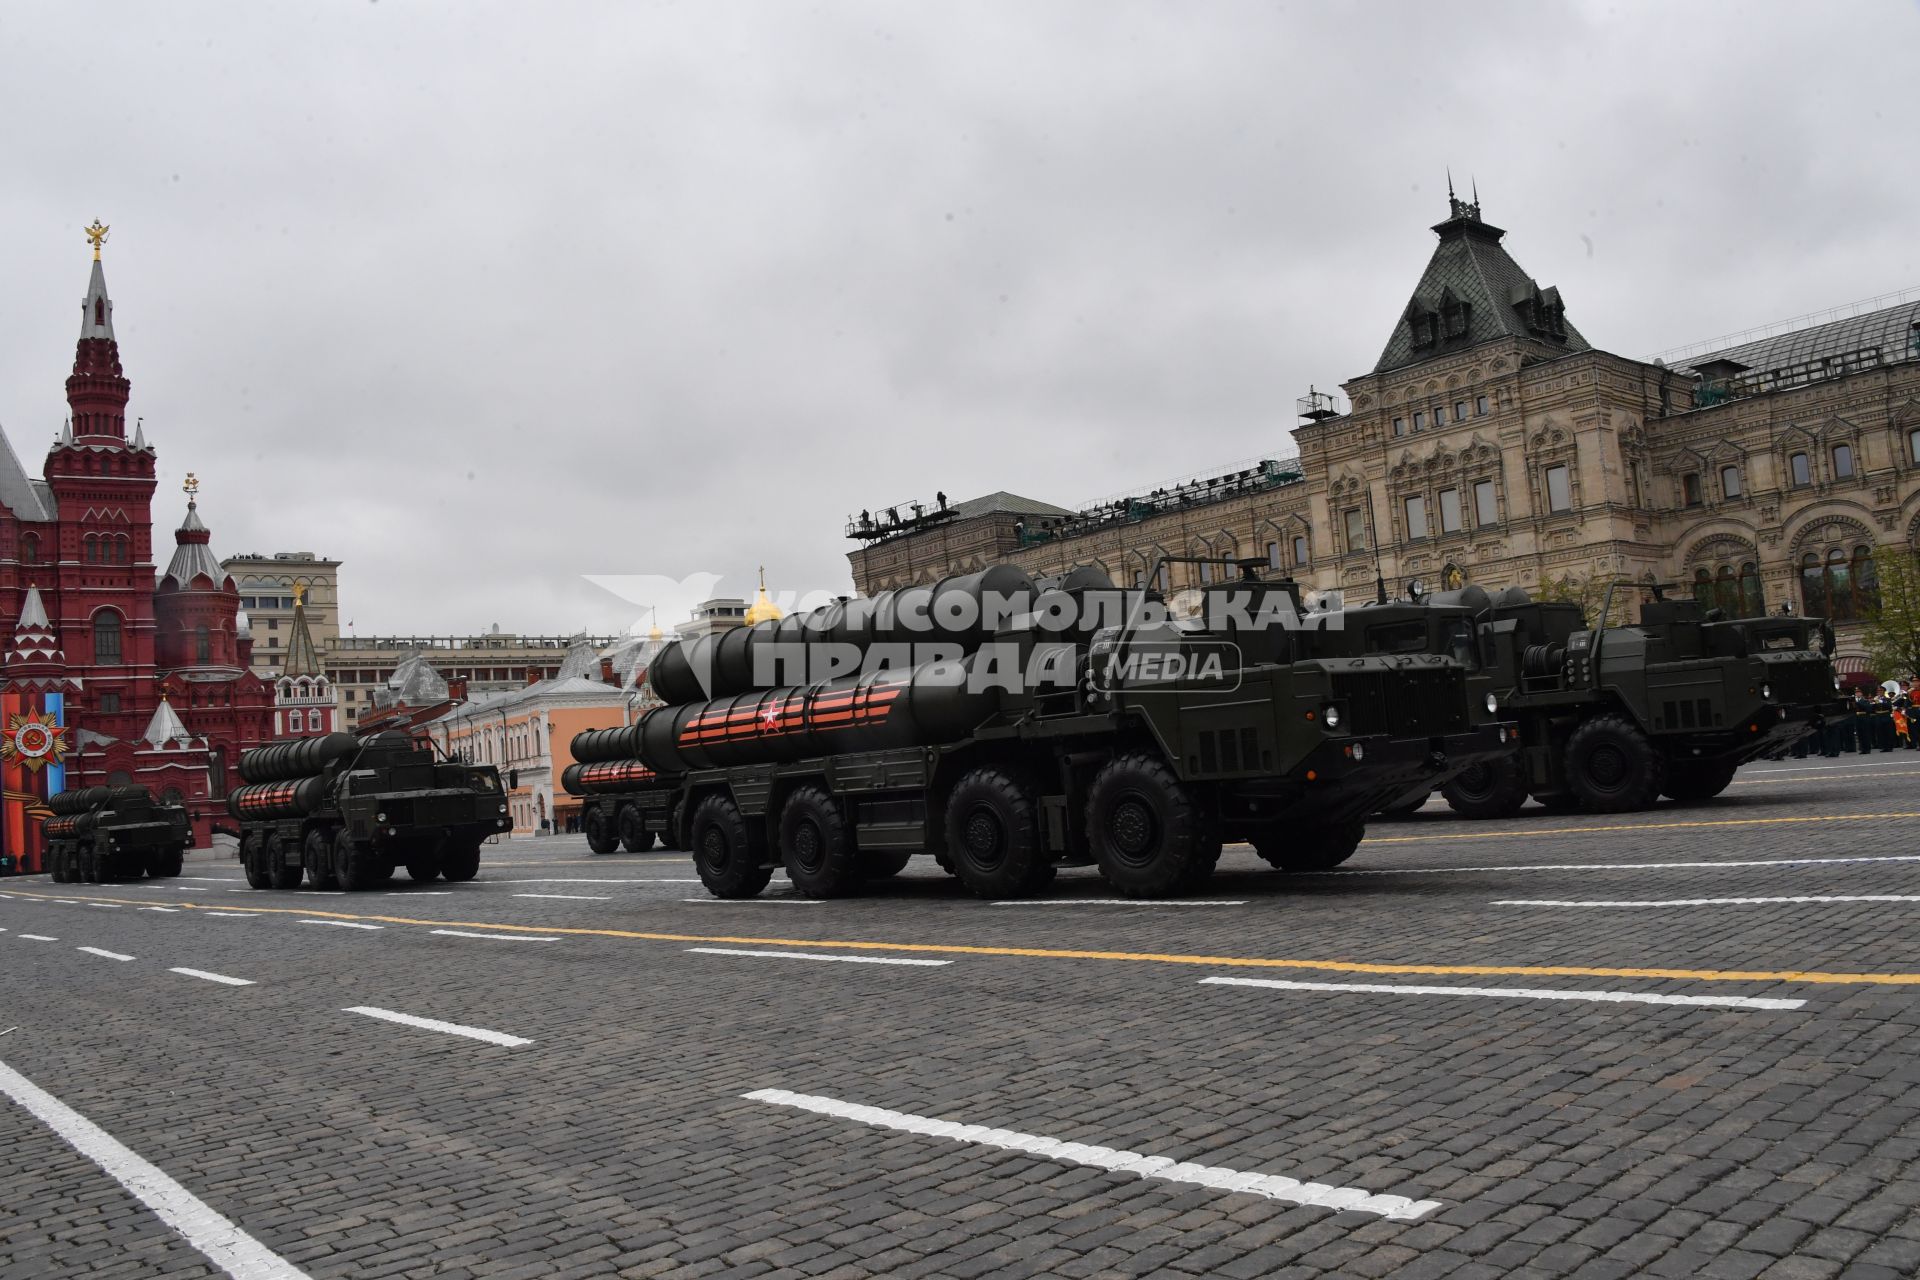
[240,834,270,890]
[779,786,863,899]
[1087,752,1213,898]
[147,844,184,879]
[263,835,301,890]
[584,806,620,855]
[440,841,481,883]
[861,850,914,880]
[617,805,657,853]
[49,846,71,884]
[302,829,338,889]
[1251,819,1364,872]
[943,767,1050,899]
[1441,755,1531,820]
[333,828,379,892]
[1663,758,1738,803]
[690,793,773,899]
[406,862,441,883]
[1565,714,1666,813]
[80,842,102,884]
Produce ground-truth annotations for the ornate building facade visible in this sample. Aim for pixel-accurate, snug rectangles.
[1,231,274,862]
[847,197,1920,675]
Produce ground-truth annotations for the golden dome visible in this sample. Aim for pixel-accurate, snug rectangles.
[744,566,784,625]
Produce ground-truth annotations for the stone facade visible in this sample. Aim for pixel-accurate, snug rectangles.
[846,200,1920,672]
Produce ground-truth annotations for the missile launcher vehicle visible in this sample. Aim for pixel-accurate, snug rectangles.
[227,731,509,891]
[1425,584,1843,817]
[44,785,190,884]
[568,561,1514,899]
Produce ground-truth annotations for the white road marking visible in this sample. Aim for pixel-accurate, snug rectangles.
[51,899,79,904]
[681,897,821,904]
[431,929,558,942]
[1299,854,1920,877]
[77,947,135,962]
[344,1006,531,1047]
[19,934,58,942]
[86,903,123,909]
[991,899,1247,907]
[200,912,256,919]
[383,891,452,896]
[1743,759,1920,774]
[498,877,706,884]
[745,1088,1439,1220]
[512,893,612,901]
[688,947,952,967]
[297,919,383,930]
[1199,975,1805,1011]
[138,907,180,913]
[1498,894,1920,909]
[0,1056,312,1280]
[169,968,254,986]
[161,886,210,892]
[176,876,238,883]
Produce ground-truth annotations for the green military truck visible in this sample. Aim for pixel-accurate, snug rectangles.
[44,785,190,884]
[1430,584,1841,816]
[227,731,510,891]
[571,561,1513,899]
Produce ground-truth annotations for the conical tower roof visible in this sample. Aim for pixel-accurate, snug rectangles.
[5,586,72,687]
[141,697,195,747]
[158,493,234,591]
[282,589,320,677]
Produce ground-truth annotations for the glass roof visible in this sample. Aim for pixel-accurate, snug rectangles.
[1672,299,1920,377]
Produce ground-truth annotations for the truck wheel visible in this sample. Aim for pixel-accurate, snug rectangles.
[147,845,184,879]
[333,829,379,892]
[1087,753,1210,899]
[1663,759,1738,803]
[305,830,339,889]
[780,787,863,898]
[268,840,303,891]
[1441,756,1530,819]
[1566,714,1666,813]
[441,842,481,883]
[861,851,913,880]
[617,806,657,853]
[944,768,1048,899]
[241,834,271,890]
[1252,819,1364,872]
[583,806,619,855]
[49,846,70,884]
[691,794,773,899]
[79,843,103,884]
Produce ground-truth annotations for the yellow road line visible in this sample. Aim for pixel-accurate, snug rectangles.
[1367,811,1920,846]
[6,887,1916,987]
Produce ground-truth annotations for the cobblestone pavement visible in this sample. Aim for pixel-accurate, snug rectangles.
[6,756,1920,1278]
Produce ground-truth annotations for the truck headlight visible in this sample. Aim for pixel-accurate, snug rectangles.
[1323,705,1341,729]
[1484,692,1498,715]
[376,812,386,822]
[498,803,508,813]
[1762,684,1772,700]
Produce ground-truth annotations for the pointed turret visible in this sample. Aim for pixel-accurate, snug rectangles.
[5,585,76,690]
[1371,193,1591,376]
[158,489,232,591]
[141,696,195,748]
[282,588,320,678]
[66,224,132,443]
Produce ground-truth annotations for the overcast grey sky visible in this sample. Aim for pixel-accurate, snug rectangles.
[2,1,1916,635]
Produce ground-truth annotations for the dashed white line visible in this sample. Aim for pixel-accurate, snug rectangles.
[138,907,180,913]
[1198,975,1805,1011]
[681,897,821,904]
[18,934,58,942]
[51,899,79,905]
[297,919,383,930]
[512,893,612,901]
[175,877,238,883]
[86,903,123,909]
[160,886,210,893]
[991,899,1247,907]
[745,1088,1439,1220]
[200,912,256,919]
[0,1056,312,1280]
[384,891,452,896]
[1297,854,1920,876]
[1498,894,1920,909]
[169,968,254,987]
[344,1006,531,1047]
[688,947,952,967]
[77,947,135,962]
[431,929,559,942]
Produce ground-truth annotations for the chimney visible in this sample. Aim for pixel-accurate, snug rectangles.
[447,676,469,704]
[599,657,615,683]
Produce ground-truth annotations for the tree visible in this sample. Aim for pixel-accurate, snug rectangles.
[1533,572,1636,627]
[1861,548,1920,684]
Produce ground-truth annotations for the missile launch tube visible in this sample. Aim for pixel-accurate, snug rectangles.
[237,733,359,784]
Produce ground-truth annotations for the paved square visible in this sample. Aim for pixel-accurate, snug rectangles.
[6,755,1920,1278]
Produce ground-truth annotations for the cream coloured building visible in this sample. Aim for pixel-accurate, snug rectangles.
[847,197,1920,674]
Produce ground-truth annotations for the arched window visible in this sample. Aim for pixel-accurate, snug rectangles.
[307,709,322,732]
[1833,444,1855,479]
[1693,567,1713,606]
[92,610,122,663]
[1790,452,1812,486]
[1802,544,1880,621]
[195,625,210,664]
[1720,466,1742,499]
[21,533,39,564]
[1738,563,1763,616]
